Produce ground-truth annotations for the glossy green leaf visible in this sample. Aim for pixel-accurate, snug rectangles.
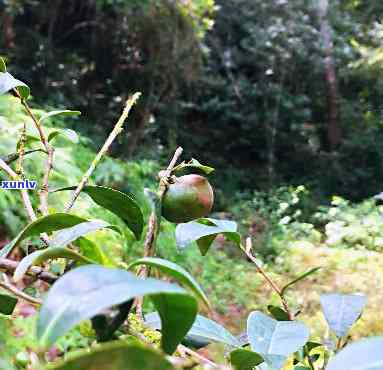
[39,110,81,124]
[247,311,309,370]
[281,267,321,295]
[174,158,214,175]
[175,218,240,255]
[49,220,121,248]
[326,337,383,370]
[48,342,175,370]
[0,71,30,99]
[320,293,367,337]
[151,293,198,354]
[0,58,6,73]
[229,349,264,370]
[0,213,88,258]
[54,186,143,239]
[48,129,79,144]
[128,257,209,307]
[145,312,241,348]
[0,293,18,315]
[37,265,197,354]
[267,305,290,321]
[13,247,94,282]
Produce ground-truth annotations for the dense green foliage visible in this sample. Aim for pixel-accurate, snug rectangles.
[2,0,383,201]
[1,1,383,369]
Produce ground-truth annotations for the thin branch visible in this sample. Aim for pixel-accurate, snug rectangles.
[16,121,27,177]
[135,147,183,317]
[0,275,42,305]
[242,237,294,320]
[178,344,225,369]
[64,92,141,212]
[39,145,54,215]
[0,158,37,222]
[0,258,57,284]
[4,149,45,165]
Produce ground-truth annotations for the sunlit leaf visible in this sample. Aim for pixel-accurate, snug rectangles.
[175,218,240,255]
[326,337,383,370]
[37,265,197,354]
[247,311,309,370]
[13,247,94,282]
[145,312,240,348]
[320,293,367,338]
[128,257,209,307]
[0,213,88,258]
[0,71,30,99]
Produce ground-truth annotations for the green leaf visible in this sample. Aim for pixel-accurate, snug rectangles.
[247,311,309,370]
[37,265,197,354]
[0,72,30,99]
[0,293,18,315]
[145,313,241,348]
[39,110,81,124]
[326,337,383,370]
[49,220,121,248]
[151,293,198,354]
[320,293,367,338]
[294,367,311,370]
[281,267,321,295]
[305,342,322,353]
[54,186,143,240]
[128,257,209,307]
[13,247,94,282]
[0,57,6,73]
[75,237,112,266]
[267,305,290,321]
[48,129,79,144]
[175,218,240,255]
[174,158,215,175]
[0,213,88,258]
[48,342,175,370]
[229,349,264,370]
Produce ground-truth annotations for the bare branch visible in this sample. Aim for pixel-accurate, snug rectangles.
[0,274,42,305]
[64,92,141,212]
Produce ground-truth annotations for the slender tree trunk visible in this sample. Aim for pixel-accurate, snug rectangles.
[318,0,341,151]
[2,11,15,49]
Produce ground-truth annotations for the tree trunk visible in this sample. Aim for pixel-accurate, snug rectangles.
[2,11,15,49]
[318,0,341,151]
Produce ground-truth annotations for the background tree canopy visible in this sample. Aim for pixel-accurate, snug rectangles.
[1,0,383,202]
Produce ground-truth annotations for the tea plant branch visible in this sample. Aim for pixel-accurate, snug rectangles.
[0,258,57,284]
[4,149,45,165]
[0,158,37,222]
[16,121,27,177]
[13,88,53,216]
[0,273,42,305]
[178,344,224,369]
[241,237,294,320]
[135,147,183,318]
[64,92,141,212]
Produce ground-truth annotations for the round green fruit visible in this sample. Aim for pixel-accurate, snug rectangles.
[162,174,214,223]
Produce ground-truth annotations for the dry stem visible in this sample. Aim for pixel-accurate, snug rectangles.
[64,92,141,212]
[0,274,42,305]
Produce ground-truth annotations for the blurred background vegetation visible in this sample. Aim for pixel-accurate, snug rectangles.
[1,0,383,365]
